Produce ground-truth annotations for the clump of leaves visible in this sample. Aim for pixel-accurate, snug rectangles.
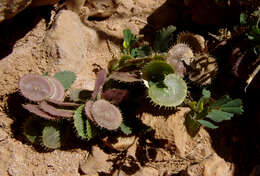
[154,25,176,53]
[185,89,243,136]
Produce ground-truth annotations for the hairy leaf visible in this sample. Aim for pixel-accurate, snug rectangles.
[54,71,76,90]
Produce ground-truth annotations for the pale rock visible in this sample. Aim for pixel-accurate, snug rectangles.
[0,0,60,23]
[101,135,136,151]
[79,146,113,175]
[183,153,234,176]
[42,10,98,74]
[141,107,213,161]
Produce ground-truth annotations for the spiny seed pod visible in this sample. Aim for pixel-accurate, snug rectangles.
[23,116,43,144]
[46,77,65,101]
[177,32,205,53]
[166,57,186,78]
[108,71,142,83]
[168,43,194,65]
[148,73,187,107]
[90,99,122,130]
[41,125,61,149]
[73,104,87,139]
[189,54,218,85]
[39,101,74,119]
[142,60,174,82]
[22,104,60,120]
[19,73,54,102]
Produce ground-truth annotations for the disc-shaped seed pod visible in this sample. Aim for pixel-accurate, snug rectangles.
[177,32,205,53]
[19,73,54,102]
[46,77,65,101]
[90,100,122,130]
[168,43,194,65]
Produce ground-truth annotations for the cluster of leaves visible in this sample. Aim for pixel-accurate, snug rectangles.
[240,7,260,54]
[185,89,243,136]
[122,26,176,58]
[111,26,187,107]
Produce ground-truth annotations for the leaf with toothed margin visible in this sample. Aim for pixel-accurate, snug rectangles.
[42,125,61,149]
[73,105,87,139]
[142,60,174,82]
[23,116,43,144]
[92,69,107,100]
[154,25,176,53]
[148,74,187,107]
[54,71,76,90]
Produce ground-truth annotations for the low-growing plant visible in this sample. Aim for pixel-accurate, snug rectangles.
[185,89,243,136]
[18,26,244,150]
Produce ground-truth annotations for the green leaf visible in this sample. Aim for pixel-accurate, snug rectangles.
[154,25,176,53]
[123,29,137,53]
[240,13,248,25]
[211,95,231,109]
[202,89,211,98]
[23,116,43,144]
[54,71,76,90]
[42,125,61,149]
[120,122,132,135]
[131,45,152,58]
[73,105,87,139]
[207,109,233,122]
[197,120,218,129]
[185,113,201,137]
[220,99,243,114]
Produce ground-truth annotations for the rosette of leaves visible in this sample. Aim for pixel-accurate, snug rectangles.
[185,89,243,136]
[142,60,187,107]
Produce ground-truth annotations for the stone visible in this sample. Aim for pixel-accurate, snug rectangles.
[0,0,60,23]
[79,146,113,175]
[42,10,98,74]
[183,153,234,176]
